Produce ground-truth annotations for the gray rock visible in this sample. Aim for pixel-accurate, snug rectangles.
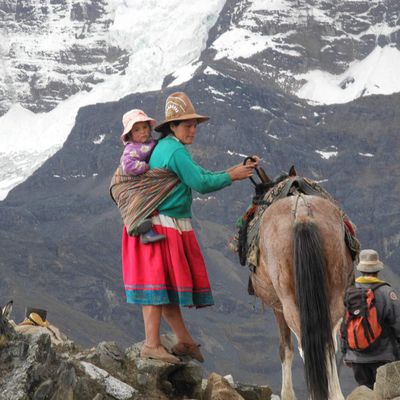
[346,385,377,400]
[33,379,54,400]
[204,373,245,400]
[374,361,400,400]
[235,382,273,400]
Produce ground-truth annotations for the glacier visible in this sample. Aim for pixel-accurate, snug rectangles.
[0,0,226,200]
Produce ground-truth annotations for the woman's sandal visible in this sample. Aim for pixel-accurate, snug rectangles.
[140,344,182,364]
[171,342,204,363]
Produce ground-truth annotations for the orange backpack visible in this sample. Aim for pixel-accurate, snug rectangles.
[340,283,388,351]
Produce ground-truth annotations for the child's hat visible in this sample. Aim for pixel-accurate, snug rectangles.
[121,109,156,144]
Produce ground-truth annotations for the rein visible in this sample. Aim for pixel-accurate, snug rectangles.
[243,156,272,187]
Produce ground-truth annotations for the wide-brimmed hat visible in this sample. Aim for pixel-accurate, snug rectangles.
[121,109,156,144]
[154,92,209,132]
[20,307,48,327]
[356,249,384,273]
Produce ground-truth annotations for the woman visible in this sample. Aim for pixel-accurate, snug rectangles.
[121,92,259,363]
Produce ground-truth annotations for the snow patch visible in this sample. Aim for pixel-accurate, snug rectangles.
[359,152,374,157]
[315,150,338,160]
[250,106,272,115]
[168,61,202,87]
[193,196,217,202]
[93,134,106,145]
[227,150,248,158]
[297,46,400,105]
[212,28,301,61]
[204,66,220,76]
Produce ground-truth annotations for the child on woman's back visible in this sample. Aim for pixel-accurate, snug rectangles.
[120,109,165,244]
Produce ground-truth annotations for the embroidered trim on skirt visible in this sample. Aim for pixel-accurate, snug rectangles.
[122,214,214,307]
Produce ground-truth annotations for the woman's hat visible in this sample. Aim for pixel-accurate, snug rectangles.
[356,249,384,272]
[121,109,156,144]
[154,92,209,132]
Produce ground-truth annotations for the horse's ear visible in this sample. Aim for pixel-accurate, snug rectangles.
[256,167,272,184]
[2,300,13,320]
[289,165,297,176]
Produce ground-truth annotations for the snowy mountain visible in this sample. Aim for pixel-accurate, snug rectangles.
[1,0,400,199]
[0,0,225,199]
[209,0,400,103]
[0,0,400,396]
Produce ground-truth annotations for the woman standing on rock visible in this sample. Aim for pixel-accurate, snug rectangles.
[122,92,259,363]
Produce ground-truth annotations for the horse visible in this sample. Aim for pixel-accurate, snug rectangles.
[250,175,354,400]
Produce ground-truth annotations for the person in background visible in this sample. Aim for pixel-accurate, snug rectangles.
[119,109,165,244]
[122,92,259,363]
[343,249,400,389]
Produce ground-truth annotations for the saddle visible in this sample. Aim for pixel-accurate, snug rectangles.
[237,166,360,294]
[273,176,322,200]
[251,166,321,205]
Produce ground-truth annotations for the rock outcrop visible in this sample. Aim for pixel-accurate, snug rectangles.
[0,312,273,400]
[346,361,400,400]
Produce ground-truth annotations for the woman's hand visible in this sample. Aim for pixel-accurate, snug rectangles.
[226,155,261,181]
[244,155,260,168]
[227,164,256,181]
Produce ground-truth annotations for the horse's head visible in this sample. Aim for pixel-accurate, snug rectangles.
[0,300,16,343]
[253,165,298,200]
[2,300,13,320]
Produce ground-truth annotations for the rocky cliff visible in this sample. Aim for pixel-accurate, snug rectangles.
[0,0,127,115]
[0,309,275,400]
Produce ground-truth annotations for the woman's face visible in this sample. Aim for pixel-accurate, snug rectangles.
[130,121,151,143]
[170,119,198,145]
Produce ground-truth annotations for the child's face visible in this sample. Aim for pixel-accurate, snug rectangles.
[130,122,151,143]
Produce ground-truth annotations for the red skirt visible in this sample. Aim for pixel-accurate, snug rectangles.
[122,215,214,307]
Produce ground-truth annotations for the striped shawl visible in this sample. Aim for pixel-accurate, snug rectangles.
[110,166,180,235]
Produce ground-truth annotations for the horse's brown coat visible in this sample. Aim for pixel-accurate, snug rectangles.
[252,195,354,400]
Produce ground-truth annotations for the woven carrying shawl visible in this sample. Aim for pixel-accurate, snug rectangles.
[110,166,180,235]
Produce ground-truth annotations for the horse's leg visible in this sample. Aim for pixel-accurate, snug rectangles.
[274,308,296,400]
[326,321,345,400]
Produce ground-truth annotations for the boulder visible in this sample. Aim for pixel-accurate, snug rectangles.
[203,373,245,400]
[126,339,203,400]
[235,382,273,400]
[346,385,377,400]
[374,361,400,400]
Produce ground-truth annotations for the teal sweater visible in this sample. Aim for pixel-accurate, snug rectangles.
[149,136,232,218]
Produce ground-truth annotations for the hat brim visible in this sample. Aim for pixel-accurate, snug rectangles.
[154,114,209,132]
[356,260,384,273]
[121,117,156,143]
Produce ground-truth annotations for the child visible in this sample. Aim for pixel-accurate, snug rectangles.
[120,109,165,244]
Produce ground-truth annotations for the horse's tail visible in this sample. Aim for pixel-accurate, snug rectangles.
[294,220,334,400]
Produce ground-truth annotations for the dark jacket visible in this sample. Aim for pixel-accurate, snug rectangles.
[344,281,400,363]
